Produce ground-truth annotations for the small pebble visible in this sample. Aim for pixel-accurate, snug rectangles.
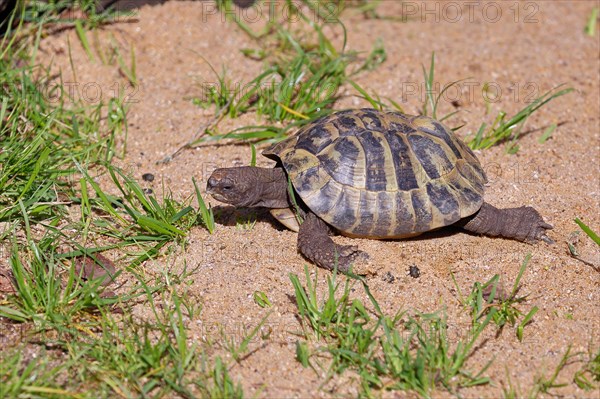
[142,173,155,182]
[144,188,153,195]
[382,271,395,283]
[409,265,421,278]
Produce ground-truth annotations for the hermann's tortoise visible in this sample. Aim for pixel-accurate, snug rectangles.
[207,108,553,271]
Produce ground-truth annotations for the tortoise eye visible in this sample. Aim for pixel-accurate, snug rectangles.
[221,179,234,191]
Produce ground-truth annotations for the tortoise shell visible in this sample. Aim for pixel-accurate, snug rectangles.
[263,108,487,239]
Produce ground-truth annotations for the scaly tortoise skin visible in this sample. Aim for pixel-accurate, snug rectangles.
[263,108,487,239]
[207,108,553,272]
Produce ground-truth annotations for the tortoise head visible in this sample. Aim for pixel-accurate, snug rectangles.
[206,166,289,208]
[207,167,257,207]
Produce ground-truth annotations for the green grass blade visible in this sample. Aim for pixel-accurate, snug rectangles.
[347,80,386,110]
[170,206,194,224]
[510,253,531,298]
[422,52,436,117]
[136,215,185,237]
[250,144,257,166]
[538,123,557,143]
[585,7,598,36]
[574,218,600,245]
[295,341,311,368]
[74,19,94,61]
[517,306,539,341]
[192,177,215,233]
[16,146,51,202]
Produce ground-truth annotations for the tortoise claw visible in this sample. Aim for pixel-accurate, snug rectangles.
[334,245,370,273]
[533,220,554,244]
[540,234,555,245]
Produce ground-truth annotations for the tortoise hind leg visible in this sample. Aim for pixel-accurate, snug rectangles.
[458,202,554,243]
[297,213,368,272]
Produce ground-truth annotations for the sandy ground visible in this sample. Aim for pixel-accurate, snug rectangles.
[13,0,600,397]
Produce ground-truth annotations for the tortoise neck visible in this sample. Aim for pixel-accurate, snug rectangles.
[252,167,290,209]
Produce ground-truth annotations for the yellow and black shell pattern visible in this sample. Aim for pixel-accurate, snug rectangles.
[263,108,487,239]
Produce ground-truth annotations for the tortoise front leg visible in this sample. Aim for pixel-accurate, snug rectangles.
[297,212,368,272]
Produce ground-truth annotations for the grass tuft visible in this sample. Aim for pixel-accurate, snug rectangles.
[468,86,573,153]
[414,53,572,153]
[574,346,600,390]
[290,266,492,395]
[177,0,388,149]
[454,254,539,341]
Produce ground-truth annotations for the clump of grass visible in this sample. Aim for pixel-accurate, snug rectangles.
[6,0,121,52]
[454,254,539,341]
[415,53,572,153]
[574,346,600,390]
[0,13,139,331]
[533,346,574,395]
[377,311,492,395]
[1,245,247,397]
[290,265,375,346]
[290,266,493,396]
[176,0,387,152]
[203,357,245,398]
[2,282,247,398]
[468,85,573,153]
[191,60,237,114]
[67,163,213,267]
[0,349,83,398]
[0,0,132,232]
[25,0,124,27]
[205,3,569,158]
[502,345,589,398]
[99,166,196,240]
[0,64,124,225]
[0,2,249,397]
[0,232,114,325]
[71,297,196,396]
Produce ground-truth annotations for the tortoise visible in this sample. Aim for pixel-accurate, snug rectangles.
[207,108,553,272]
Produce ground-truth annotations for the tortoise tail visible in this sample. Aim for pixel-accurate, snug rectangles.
[458,202,554,244]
